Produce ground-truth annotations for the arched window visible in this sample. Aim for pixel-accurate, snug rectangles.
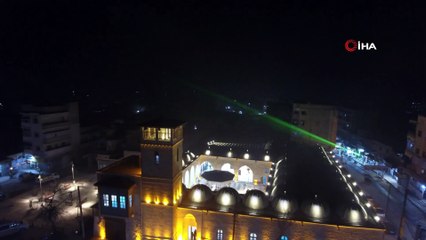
[154,152,160,165]
[217,229,223,240]
[249,233,257,240]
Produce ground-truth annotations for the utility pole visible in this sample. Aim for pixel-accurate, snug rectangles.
[77,186,85,239]
[397,175,410,240]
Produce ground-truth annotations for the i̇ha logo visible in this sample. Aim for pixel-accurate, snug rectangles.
[345,39,377,52]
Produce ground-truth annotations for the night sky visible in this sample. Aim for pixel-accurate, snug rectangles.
[0,0,424,104]
[0,0,425,154]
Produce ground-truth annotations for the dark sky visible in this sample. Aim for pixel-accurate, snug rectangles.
[0,0,424,107]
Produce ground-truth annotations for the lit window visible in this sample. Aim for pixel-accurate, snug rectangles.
[129,194,132,208]
[217,229,223,240]
[102,194,109,207]
[280,236,289,240]
[155,152,160,165]
[143,127,156,141]
[119,196,126,209]
[158,128,171,141]
[111,195,118,208]
[249,233,257,240]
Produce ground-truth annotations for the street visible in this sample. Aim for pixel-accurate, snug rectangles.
[0,170,97,239]
[337,152,426,240]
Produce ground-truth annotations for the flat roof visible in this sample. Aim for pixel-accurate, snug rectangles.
[98,155,141,176]
[140,118,185,128]
[179,141,383,229]
[95,177,135,189]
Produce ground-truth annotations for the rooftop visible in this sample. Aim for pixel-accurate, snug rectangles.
[140,118,185,128]
[178,141,383,229]
[97,155,141,177]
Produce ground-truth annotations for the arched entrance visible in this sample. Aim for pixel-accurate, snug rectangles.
[199,161,213,174]
[183,214,197,240]
[238,165,253,182]
[221,163,235,174]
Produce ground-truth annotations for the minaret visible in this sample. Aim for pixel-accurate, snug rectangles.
[139,119,184,239]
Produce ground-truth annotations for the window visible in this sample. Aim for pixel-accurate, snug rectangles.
[129,194,133,208]
[217,229,223,240]
[249,233,257,240]
[111,195,118,208]
[158,128,171,141]
[155,152,160,165]
[34,132,39,138]
[103,194,109,207]
[416,148,420,154]
[143,127,156,141]
[418,131,423,137]
[119,196,126,209]
[280,236,289,240]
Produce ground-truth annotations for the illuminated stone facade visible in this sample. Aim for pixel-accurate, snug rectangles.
[94,119,384,240]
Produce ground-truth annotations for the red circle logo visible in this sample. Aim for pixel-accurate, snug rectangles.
[345,39,357,52]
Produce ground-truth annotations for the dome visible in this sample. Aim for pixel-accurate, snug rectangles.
[340,201,366,226]
[216,187,239,206]
[273,195,297,216]
[244,190,268,210]
[302,195,330,222]
[189,184,212,203]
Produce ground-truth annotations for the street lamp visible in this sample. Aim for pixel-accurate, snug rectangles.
[38,175,43,201]
[71,161,76,185]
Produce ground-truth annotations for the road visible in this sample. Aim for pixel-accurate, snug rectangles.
[340,155,426,240]
[0,171,97,239]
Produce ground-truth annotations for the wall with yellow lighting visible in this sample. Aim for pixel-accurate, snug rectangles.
[174,208,384,240]
[141,203,173,239]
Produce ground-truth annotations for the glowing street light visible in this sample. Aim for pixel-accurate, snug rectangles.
[71,161,76,185]
[38,175,43,200]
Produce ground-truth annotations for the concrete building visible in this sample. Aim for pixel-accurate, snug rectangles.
[405,115,426,175]
[292,103,338,146]
[20,102,80,172]
[404,115,426,199]
[93,118,384,240]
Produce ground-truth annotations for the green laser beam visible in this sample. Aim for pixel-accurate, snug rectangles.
[186,82,342,148]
